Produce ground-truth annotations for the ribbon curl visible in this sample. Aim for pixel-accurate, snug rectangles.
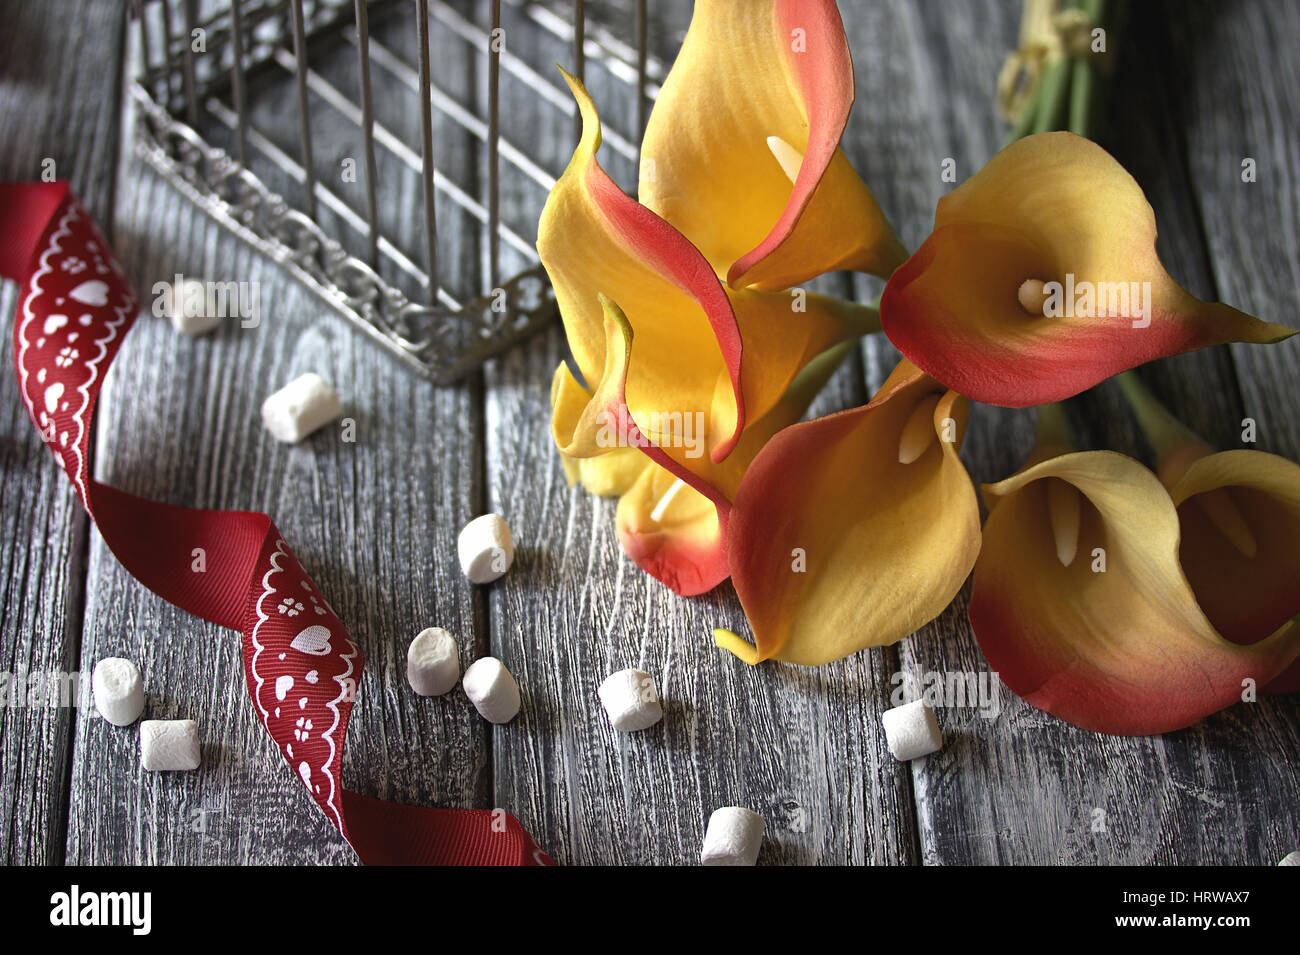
[1,181,552,866]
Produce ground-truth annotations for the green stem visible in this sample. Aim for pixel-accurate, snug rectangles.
[1034,401,1075,450]
[1030,57,1072,135]
[1067,56,1094,138]
[1114,371,1205,458]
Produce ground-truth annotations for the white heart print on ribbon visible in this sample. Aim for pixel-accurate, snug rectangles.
[275,674,294,701]
[289,624,333,656]
[44,382,64,414]
[67,279,109,306]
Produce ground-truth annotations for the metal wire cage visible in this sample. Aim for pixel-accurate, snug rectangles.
[130,0,660,381]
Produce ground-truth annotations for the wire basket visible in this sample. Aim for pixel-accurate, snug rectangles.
[130,0,661,381]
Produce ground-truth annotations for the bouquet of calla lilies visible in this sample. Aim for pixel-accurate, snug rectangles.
[538,0,1300,736]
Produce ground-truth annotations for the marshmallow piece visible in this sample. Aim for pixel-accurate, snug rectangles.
[1279,851,1300,866]
[261,373,342,443]
[407,627,460,697]
[701,807,765,866]
[457,513,514,584]
[92,657,145,727]
[882,699,943,761]
[140,719,201,771]
[168,279,223,336]
[462,657,520,724]
[598,668,663,732]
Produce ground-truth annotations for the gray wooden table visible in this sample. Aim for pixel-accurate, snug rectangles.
[2,0,1298,866]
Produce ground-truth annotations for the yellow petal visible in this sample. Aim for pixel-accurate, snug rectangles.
[539,70,874,469]
[616,461,729,597]
[539,70,745,457]
[725,360,981,665]
[549,297,633,460]
[1169,450,1300,649]
[639,0,905,289]
[881,132,1295,406]
[970,451,1300,734]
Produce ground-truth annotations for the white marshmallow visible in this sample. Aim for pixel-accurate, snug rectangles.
[597,668,663,732]
[168,279,222,336]
[91,657,145,727]
[140,719,201,771]
[882,699,943,761]
[701,807,765,866]
[457,514,514,584]
[1279,851,1300,866]
[261,373,342,443]
[462,657,520,724]
[91,660,144,727]
[407,627,460,697]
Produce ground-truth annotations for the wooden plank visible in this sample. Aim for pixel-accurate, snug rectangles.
[482,3,918,865]
[0,0,127,865]
[64,20,492,860]
[857,0,1300,864]
[1168,0,1300,865]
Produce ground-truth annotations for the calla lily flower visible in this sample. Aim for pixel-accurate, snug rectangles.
[1170,450,1300,691]
[1119,372,1300,693]
[614,340,857,595]
[717,359,981,665]
[880,132,1296,407]
[968,404,1300,736]
[541,69,876,468]
[540,71,876,594]
[552,291,859,595]
[638,0,906,289]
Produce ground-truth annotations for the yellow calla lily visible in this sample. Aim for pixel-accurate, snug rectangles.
[539,68,876,472]
[717,359,981,665]
[968,401,1300,735]
[1170,450,1300,680]
[638,0,906,289]
[553,293,859,596]
[614,339,859,595]
[880,132,1295,406]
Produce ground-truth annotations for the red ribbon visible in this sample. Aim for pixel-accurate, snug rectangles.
[1,181,552,866]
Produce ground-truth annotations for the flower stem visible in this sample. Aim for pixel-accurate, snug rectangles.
[1032,58,1073,134]
[1114,371,1205,459]
[1035,401,1075,449]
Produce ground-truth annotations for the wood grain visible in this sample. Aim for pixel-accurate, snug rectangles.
[479,4,918,865]
[0,0,127,865]
[2,0,1297,866]
[853,0,1300,865]
[63,92,491,862]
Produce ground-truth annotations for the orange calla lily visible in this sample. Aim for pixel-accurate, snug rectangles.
[540,69,876,469]
[880,132,1295,407]
[718,359,981,665]
[1120,373,1300,693]
[638,0,906,289]
[1170,449,1300,681]
[968,404,1300,735]
[539,71,877,595]
[552,291,859,595]
[614,340,857,595]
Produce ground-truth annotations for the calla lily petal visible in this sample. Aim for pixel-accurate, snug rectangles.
[539,69,876,467]
[617,466,731,597]
[1169,451,1300,687]
[881,132,1295,407]
[540,69,745,458]
[639,0,905,289]
[615,337,859,597]
[549,305,652,498]
[550,295,635,460]
[723,360,981,665]
[969,451,1300,735]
